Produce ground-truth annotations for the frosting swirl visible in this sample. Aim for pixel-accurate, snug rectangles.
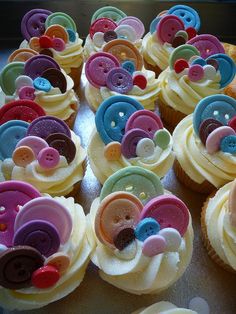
[133,301,197,314]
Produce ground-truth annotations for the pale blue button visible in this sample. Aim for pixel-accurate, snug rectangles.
[135,217,160,242]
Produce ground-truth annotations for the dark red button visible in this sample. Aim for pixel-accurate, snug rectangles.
[41,68,67,94]
[186,27,197,40]
[104,30,118,42]
[40,49,54,58]
[32,265,60,288]
[206,58,219,71]
[133,74,147,90]
[199,118,224,145]
[114,227,135,251]
[228,116,236,132]
[39,35,53,49]
[174,59,189,74]
[172,35,186,48]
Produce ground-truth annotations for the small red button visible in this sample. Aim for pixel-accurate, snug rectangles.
[186,27,197,40]
[32,265,60,289]
[133,74,147,90]
[229,116,236,132]
[174,59,189,74]
[39,35,53,49]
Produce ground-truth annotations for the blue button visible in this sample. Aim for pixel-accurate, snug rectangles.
[0,121,29,160]
[220,135,236,154]
[67,28,76,42]
[168,5,201,31]
[95,95,143,144]
[149,16,162,34]
[33,77,51,92]
[135,217,160,242]
[122,61,135,75]
[191,57,206,67]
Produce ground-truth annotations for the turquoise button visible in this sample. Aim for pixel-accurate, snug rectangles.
[220,135,236,154]
[149,16,161,34]
[135,218,160,242]
[67,28,76,42]
[33,77,51,92]
[191,57,206,67]
[0,62,24,95]
[168,4,201,31]
[45,12,76,32]
[122,61,135,75]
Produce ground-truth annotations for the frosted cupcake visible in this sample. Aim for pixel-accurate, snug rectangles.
[132,301,197,314]
[143,4,201,77]
[0,180,93,311]
[0,116,86,197]
[88,95,174,184]
[87,166,194,294]
[85,40,160,111]
[173,94,236,193]
[20,9,83,88]
[84,6,144,60]
[0,54,79,128]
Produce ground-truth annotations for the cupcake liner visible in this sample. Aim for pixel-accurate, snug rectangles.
[69,63,83,89]
[143,59,162,78]
[65,111,77,129]
[158,99,186,131]
[66,159,87,202]
[173,159,216,194]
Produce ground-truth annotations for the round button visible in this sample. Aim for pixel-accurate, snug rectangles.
[93,32,105,47]
[140,195,189,236]
[188,64,204,82]
[122,60,135,75]
[29,37,41,52]
[198,118,223,145]
[185,27,197,40]
[103,30,118,43]
[157,15,184,44]
[24,55,60,80]
[0,120,29,160]
[33,77,52,92]
[104,141,121,161]
[27,116,71,139]
[52,37,65,52]
[100,166,164,204]
[41,68,67,93]
[189,297,210,314]
[12,146,35,167]
[14,220,60,257]
[15,75,33,91]
[118,16,145,40]
[206,58,219,70]
[40,48,54,58]
[103,39,143,70]
[170,44,200,70]
[229,116,236,132]
[203,65,217,80]
[175,30,188,41]
[220,135,236,154]
[32,265,60,289]
[134,217,160,242]
[158,227,182,252]
[191,57,206,67]
[18,86,36,101]
[125,110,163,138]
[45,12,76,32]
[37,147,60,169]
[168,4,200,31]
[174,59,189,74]
[21,9,52,40]
[45,24,69,43]
[16,135,49,157]
[95,191,143,248]
[0,62,24,95]
[95,95,143,144]
[114,227,135,251]
[153,129,171,149]
[142,235,166,257]
[187,34,225,59]
[106,67,133,94]
[90,18,117,39]
[149,16,162,34]
[39,35,53,49]
[172,35,186,48]
[8,48,38,63]
[136,138,155,158]
[46,132,76,163]
[133,74,147,90]
[45,252,70,274]
[91,6,126,23]
[115,25,136,42]
[121,128,151,158]
[14,196,72,244]
[85,52,120,88]
[67,28,76,42]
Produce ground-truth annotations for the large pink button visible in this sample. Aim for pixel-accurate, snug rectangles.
[125,110,164,138]
[188,64,204,82]
[37,147,60,169]
[89,18,117,39]
[140,195,189,236]
[121,128,151,158]
[205,126,236,154]
[85,52,120,88]
[16,135,49,157]
[157,15,184,44]
[18,86,36,101]
[142,235,166,257]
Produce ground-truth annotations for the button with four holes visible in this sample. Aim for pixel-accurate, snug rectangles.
[135,217,160,242]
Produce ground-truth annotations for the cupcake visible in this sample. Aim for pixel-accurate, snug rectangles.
[0,115,86,197]
[157,41,235,129]
[201,180,236,273]
[84,41,160,111]
[88,95,174,184]
[132,301,197,314]
[0,180,93,310]
[20,9,83,88]
[87,166,194,294]
[0,54,79,128]
[84,6,144,60]
[143,4,201,77]
[173,94,236,194]
[223,42,236,62]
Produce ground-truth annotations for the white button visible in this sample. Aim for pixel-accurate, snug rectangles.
[136,138,155,158]
[15,75,33,91]
[93,32,105,47]
[159,228,182,252]
[115,25,137,42]
[203,65,216,80]
[189,297,210,314]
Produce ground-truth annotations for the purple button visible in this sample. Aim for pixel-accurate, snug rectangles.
[18,86,36,101]
[106,68,133,94]
[125,110,164,138]
[188,64,204,82]
[121,128,151,158]
[118,16,145,40]
[52,37,65,52]
[24,55,60,80]
[13,220,60,257]
[21,9,52,41]
[16,135,49,157]
[37,147,60,169]
[85,52,120,88]
[27,116,71,139]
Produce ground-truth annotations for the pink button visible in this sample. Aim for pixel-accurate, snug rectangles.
[188,64,204,82]
[142,235,166,257]
[16,135,49,157]
[18,86,36,101]
[37,147,60,169]
[125,110,163,138]
[157,15,184,44]
[140,195,189,236]
[205,126,236,154]
[52,37,65,52]
[89,18,117,39]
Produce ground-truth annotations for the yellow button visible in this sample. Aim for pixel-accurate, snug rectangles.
[45,252,71,274]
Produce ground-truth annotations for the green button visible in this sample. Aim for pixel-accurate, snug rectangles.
[169,44,200,69]
[45,12,76,32]
[91,6,126,23]
[0,62,24,95]
[153,129,171,149]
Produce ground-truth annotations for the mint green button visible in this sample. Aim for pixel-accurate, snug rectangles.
[0,62,24,95]
[169,44,200,69]
[45,12,76,32]
[100,166,164,204]
[91,6,126,23]
[153,129,171,149]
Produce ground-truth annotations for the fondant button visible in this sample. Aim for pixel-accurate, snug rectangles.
[104,141,121,161]
[46,133,76,163]
[125,110,163,138]
[0,62,24,95]
[39,35,53,48]
[45,24,69,43]
[142,235,166,257]
[133,74,147,90]
[93,32,105,47]
[157,15,184,44]
[67,28,76,42]
[37,147,60,168]
[106,68,133,94]
[158,227,182,252]
[220,135,236,154]
[153,129,171,149]
[122,60,135,75]
[45,12,76,31]
[18,86,36,101]
[115,25,136,42]
[52,37,66,52]
[85,52,120,88]
[103,30,118,43]
[15,75,33,91]
[24,55,60,80]
[0,244,7,252]
[12,146,35,167]
[168,4,200,31]
[229,116,236,132]
[170,44,200,70]
[91,6,126,23]
[185,27,197,40]
[32,265,60,288]
[135,217,160,242]
[172,35,186,48]
[95,192,143,248]
[136,138,155,157]
[0,245,44,289]
[118,16,145,40]
[40,48,54,58]
[121,128,151,158]
[199,118,223,145]
[191,57,206,67]
[175,30,188,41]
[16,135,49,157]
[29,37,41,51]
[8,48,38,63]
[203,65,216,80]
[41,68,67,93]
[149,17,161,34]
[140,195,189,236]
[45,252,70,274]
[114,227,135,250]
[33,77,51,92]
[188,64,204,81]
[174,59,189,74]
[206,58,219,70]
[90,18,117,39]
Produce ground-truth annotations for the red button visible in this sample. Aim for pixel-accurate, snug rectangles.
[229,116,236,132]
[32,265,60,288]
[39,35,53,49]
[186,27,197,40]
[133,74,147,90]
[174,59,189,74]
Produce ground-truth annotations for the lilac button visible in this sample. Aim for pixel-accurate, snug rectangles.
[18,86,36,101]
[188,64,204,82]
[16,135,49,157]
[37,147,60,169]
[24,55,60,80]
[118,16,145,40]
[106,68,133,94]
[13,220,60,257]
[52,37,65,52]
[121,128,151,158]
[142,234,167,257]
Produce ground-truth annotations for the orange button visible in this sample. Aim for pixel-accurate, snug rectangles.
[104,141,121,161]
[8,48,38,63]
[45,252,71,274]
[45,25,69,43]
[29,37,41,52]
[12,146,35,167]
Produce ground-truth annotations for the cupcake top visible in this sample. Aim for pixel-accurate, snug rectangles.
[20,9,83,74]
[158,42,236,115]
[84,6,144,60]
[0,180,92,310]
[87,166,193,294]
[88,95,174,183]
[0,115,86,196]
[173,94,236,188]
[142,5,201,71]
